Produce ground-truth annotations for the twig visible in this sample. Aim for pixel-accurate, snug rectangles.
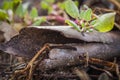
[88,58,117,72]
[115,22,120,30]
[108,0,120,10]
[11,44,50,80]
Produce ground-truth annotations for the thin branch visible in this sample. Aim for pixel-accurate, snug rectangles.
[108,0,120,10]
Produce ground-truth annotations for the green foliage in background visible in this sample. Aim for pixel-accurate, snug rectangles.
[0,9,8,21]
[30,7,38,19]
[40,0,55,13]
[0,0,44,26]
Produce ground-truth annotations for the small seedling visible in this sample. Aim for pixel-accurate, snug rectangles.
[64,0,116,32]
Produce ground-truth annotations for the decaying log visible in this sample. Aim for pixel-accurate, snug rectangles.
[0,26,119,71]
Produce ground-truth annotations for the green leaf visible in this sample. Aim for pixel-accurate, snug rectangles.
[40,0,55,9]
[90,19,97,25]
[40,1,53,13]
[79,8,92,21]
[58,2,65,10]
[30,7,38,19]
[74,1,79,7]
[65,20,81,32]
[12,0,22,12]
[32,17,46,26]
[44,0,55,4]
[93,12,116,32]
[0,9,8,21]
[40,1,49,10]
[81,22,85,27]
[64,0,79,18]
[2,1,13,10]
[48,7,53,14]
[13,0,21,4]
[15,3,24,18]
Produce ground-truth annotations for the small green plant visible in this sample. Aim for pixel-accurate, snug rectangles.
[64,0,116,32]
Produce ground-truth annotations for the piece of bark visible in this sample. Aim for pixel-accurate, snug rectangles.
[0,26,119,57]
[0,26,81,58]
[30,26,119,43]
[39,42,120,71]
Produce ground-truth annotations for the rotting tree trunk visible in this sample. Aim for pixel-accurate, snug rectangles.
[0,26,119,71]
